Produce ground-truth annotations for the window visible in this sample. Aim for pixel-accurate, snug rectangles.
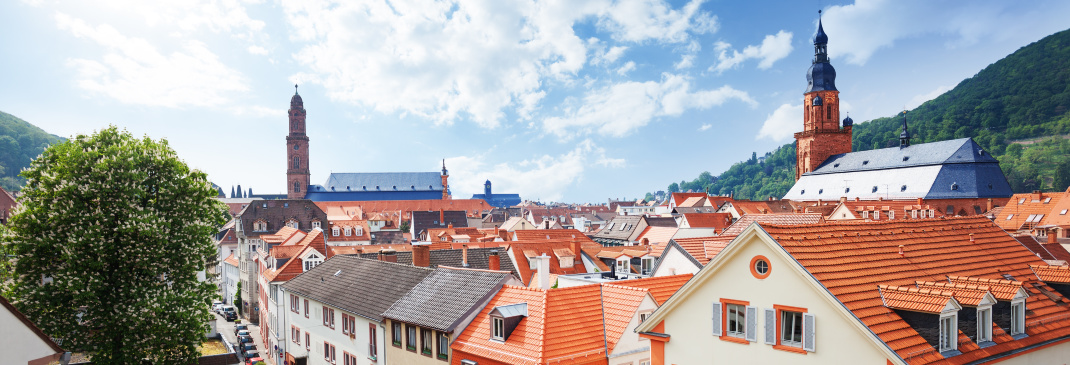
[888,210,895,219]
[726,303,746,338]
[312,220,321,229]
[343,352,358,365]
[333,227,340,236]
[324,342,337,363]
[1010,301,1026,336]
[294,181,300,193]
[939,314,957,353]
[781,311,803,347]
[253,220,267,231]
[306,333,310,350]
[911,209,918,219]
[873,210,880,220]
[641,257,654,275]
[639,312,649,324]
[345,227,352,236]
[977,307,993,343]
[491,317,505,341]
[355,226,364,236]
[323,306,335,328]
[422,328,433,355]
[616,258,630,274]
[862,211,869,219]
[437,332,449,360]
[606,222,615,230]
[407,324,417,351]
[1061,209,1068,215]
[294,156,300,168]
[342,314,350,335]
[1006,214,1014,221]
[928,209,934,218]
[369,323,378,360]
[392,322,403,346]
[304,299,309,318]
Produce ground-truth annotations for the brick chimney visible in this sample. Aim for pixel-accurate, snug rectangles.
[917,198,923,206]
[439,209,445,225]
[987,198,994,212]
[462,244,469,267]
[488,250,501,271]
[1034,190,1043,200]
[840,196,847,203]
[379,249,397,263]
[1049,228,1059,244]
[571,240,582,263]
[413,244,430,267]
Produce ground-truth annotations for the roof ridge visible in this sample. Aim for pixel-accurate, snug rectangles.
[436,265,512,274]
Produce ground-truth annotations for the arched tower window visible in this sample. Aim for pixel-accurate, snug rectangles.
[293,181,300,193]
[293,156,300,168]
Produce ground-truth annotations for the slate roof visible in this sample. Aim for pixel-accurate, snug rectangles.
[643,217,678,228]
[236,199,328,237]
[784,138,1013,200]
[1014,235,1057,261]
[281,255,433,321]
[593,215,642,242]
[382,267,514,332]
[322,172,444,192]
[354,247,519,278]
[412,210,469,238]
[760,216,1070,364]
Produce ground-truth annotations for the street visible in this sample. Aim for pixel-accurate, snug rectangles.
[213,310,273,365]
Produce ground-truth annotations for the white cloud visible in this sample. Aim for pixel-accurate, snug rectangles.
[56,13,248,108]
[819,0,1070,65]
[247,45,268,55]
[281,0,717,128]
[698,123,711,131]
[906,85,952,109]
[616,61,637,75]
[756,103,801,141]
[543,73,755,138]
[445,139,624,201]
[710,30,793,73]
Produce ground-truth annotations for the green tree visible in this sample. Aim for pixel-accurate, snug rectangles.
[4,127,228,364]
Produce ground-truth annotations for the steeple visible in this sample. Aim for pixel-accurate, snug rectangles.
[806,12,836,93]
[287,85,310,199]
[899,110,911,147]
[795,11,852,181]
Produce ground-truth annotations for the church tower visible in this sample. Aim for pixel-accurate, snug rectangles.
[287,85,310,199]
[795,18,853,181]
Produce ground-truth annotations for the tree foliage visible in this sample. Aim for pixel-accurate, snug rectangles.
[4,127,229,364]
[0,111,64,191]
[657,27,1070,200]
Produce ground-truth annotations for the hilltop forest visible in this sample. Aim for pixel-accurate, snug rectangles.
[657,27,1070,201]
[0,111,64,192]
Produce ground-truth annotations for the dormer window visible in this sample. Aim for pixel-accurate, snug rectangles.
[616,258,630,274]
[491,317,505,341]
[488,303,527,342]
[286,219,299,229]
[355,226,363,236]
[977,306,993,343]
[332,227,340,236]
[940,313,957,353]
[253,220,268,232]
[303,254,323,272]
[312,220,321,229]
[344,227,352,236]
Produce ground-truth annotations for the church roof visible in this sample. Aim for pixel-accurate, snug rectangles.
[318,172,444,192]
[785,138,1013,200]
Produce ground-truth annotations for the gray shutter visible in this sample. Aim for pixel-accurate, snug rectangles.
[712,303,722,336]
[803,313,816,352]
[745,306,757,342]
[764,308,777,345]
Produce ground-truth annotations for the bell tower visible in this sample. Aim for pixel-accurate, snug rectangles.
[795,16,853,180]
[287,85,310,199]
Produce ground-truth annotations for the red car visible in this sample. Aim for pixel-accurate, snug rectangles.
[245,356,263,365]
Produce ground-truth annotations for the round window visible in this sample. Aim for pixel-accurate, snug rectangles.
[750,255,771,279]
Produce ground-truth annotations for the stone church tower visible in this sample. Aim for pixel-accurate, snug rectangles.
[287,85,311,199]
[795,19,853,181]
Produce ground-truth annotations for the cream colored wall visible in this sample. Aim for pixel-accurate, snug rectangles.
[651,247,700,277]
[661,235,894,365]
[826,204,856,220]
[0,305,59,365]
[385,320,453,365]
[991,341,1070,365]
[608,295,657,365]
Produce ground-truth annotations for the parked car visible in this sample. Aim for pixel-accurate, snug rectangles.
[221,306,237,321]
[211,300,224,313]
[245,356,263,365]
[237,335,254,345]
[234,324,248,336]
[240,344,256,356]
[236,329,250,337]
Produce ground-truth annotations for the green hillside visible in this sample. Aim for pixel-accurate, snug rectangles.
[661,27,1070,200]
[0,111,64,192]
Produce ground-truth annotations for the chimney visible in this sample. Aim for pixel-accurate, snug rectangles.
[357,248,364,255]
[1049,229,1059,244]
[840,196,847,203]
[440,209,445,225]
[571,240,582,262]
[855,197,860,202]
[898,245,905,257]
[969,233,975,242]
[462,244,470,267]
[1034,190,1043,200]
[379,249,397,263]
[488,250,501,271]
[917,198,923,206]
[987,198,994,212]
[413,244,430,267]
[535,254,551,290]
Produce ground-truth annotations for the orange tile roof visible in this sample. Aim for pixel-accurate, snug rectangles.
[670,236,731,265]
[678,196,706,207]
[315,199,493,221]
[223,252,240,267]
[552,248,574,258]
[609,274,692,305]
[507,241,590,285]
[1043,190,1070,226]
[879,285,956,314]
[261,226,304,245]
[760,216,1070,364]
[720,213,823,236]
[263,228,327,283]
[995,192,1064,231]
[914,281,991,307]
[513,229,590,242]
[725,200,796,215]
[599,284,648,350]
[680,213,733,230]
[635,226,678,246]
[946,276,1024,301]
[326,243,413,257]
[326,220,371,242]
[669,193,707,207]
[1031,265,1070,283]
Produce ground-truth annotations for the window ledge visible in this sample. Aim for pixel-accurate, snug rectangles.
[720,335,749,345]
[773,344,807,354]
[1011,333,1029,340]
[978,341,997,349]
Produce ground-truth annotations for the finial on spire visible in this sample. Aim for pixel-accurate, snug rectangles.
[899,109,911,148]
[295,84,299,94]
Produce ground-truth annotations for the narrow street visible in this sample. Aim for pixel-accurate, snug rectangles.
[213,311,274,365]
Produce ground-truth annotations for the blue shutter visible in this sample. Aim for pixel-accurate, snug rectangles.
[745,306,757,342]
[764,308,776,345]
[712,303,722,336]
[803,313,816,352]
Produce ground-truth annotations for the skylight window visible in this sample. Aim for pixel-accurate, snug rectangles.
[901,185,907,192]
[1061,209,1068,215]
[1044,197,1052,203]
[903,156,910,161]
[1019,198,1027,204]
[872,186,878,193]
[1006,214,1014,220]
[862,160,869,165]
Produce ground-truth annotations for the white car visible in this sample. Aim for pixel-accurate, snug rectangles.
[212,301,224,313]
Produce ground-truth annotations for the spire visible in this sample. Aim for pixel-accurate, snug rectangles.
[295,84,299,95]
[441,159,448,176]
[814,11,828,45]
[899,110,911,148]
[290,84,304,107]
[805,11,836,93]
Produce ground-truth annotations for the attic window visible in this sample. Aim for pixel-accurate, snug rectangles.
[800,190,805,194]
[950,183,959,191]
[1006,214,1014,220]
[833,163,840,168]
[489,303,528,342]
[1044,197,1052,203]
[1019,198,1027,204]
[818,189,823,194]
[903,156,910,161]
[872,186,878,193]
[862,160,869,165]
[900,185,907,192]
[1061,209,1068,215]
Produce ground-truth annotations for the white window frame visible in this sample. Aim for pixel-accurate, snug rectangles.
[780,310,804,347]
[912,209,918,219]
[312,220,321,229]
[977,306,993,343]
[726,303,746,338]
[939,313,958,353]
[862,211,869,219]
[641,257,654,275]
[1010,299,1026,336]
[873,210,880,220]
[490,316,505,341]
[287,219,299,229]
[888,210,895,219]
[616,258,630,274]
[344,227,352,236]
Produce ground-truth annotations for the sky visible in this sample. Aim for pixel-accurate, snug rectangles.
[1,0,1069,203]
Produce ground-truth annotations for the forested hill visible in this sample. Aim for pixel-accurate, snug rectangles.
[660,27,1070,200]
[0,111,64,192]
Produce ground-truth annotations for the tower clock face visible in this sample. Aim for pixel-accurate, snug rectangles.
[294,144,299,150]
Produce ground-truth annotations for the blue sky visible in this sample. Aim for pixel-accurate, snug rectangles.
[2,0,1069,203]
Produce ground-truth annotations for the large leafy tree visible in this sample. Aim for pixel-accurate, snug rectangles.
[4,127,228,364]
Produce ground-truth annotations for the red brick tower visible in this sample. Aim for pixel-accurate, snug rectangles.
[287,85,310,199]
[795,18,852,181]
[441,159,450,200]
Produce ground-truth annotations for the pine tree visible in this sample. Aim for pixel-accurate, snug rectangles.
[4,126,229,364]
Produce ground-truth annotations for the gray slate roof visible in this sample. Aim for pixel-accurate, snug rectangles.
[355,248,519,278]
[281,255,433,322]
[382,268,513,332]
[806,138,996,175]
[323,172,444,192]
[594,215,642,241]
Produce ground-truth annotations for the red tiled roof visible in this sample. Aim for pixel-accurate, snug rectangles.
[720,213,823,236]
[678,196,706,207]
[326,244,413,257]
[610,274,692,305]
[725,200,796,215]
[514,229,590,242]
[315,199,493,221]
[223,252,240,267]
[507,241,589,285]
[914,281,991,307]
[670,236,731,265]
[634,226,678,246]
[326,220,371,242]
[670,193,707,207]
[680,213,733,230]
[995,192,1063,231]
[600,284,648,350]
[1031,265,1070,283]
[946,276,1024,301]
[879,285,956,314]
[760,217,1070,365]
[264,229,327,283]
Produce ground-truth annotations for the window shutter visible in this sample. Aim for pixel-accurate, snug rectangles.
[711,303,722,336]
[764,308,776,345]
[803,313,816,352]
[745,306,757,342]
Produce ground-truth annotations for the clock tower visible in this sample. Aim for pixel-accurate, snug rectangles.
[287,85,310,199]
[795,18,853,181]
